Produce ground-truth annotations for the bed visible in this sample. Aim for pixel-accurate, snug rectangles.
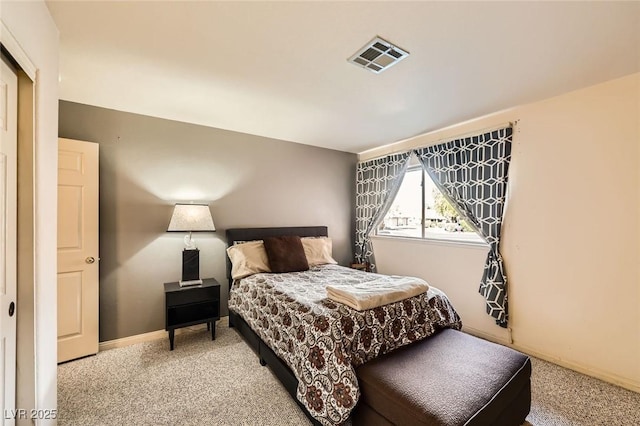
[226,226,462,426]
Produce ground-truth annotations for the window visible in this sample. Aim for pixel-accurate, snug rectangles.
[377,164,485,244]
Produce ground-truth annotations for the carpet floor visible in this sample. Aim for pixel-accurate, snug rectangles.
[58,318,640,425]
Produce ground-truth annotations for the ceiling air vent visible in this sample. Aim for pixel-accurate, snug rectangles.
[348,36,409,74]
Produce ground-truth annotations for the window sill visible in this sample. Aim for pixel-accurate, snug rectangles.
[371,234,490,251]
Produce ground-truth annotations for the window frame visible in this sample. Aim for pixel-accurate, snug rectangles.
[375,162,488,247]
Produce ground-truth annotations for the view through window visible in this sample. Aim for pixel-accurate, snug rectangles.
[377,166,485,243]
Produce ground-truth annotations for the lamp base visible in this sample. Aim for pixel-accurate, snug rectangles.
[179,279,203,288]
[182,249,200,282]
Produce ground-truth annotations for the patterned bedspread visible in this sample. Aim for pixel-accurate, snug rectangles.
[228,264,461,425]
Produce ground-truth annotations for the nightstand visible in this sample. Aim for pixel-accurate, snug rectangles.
[164,278,220,350]
[350,262,371,272]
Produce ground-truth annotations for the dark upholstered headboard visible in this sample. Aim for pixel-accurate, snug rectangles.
[225,226,328,287]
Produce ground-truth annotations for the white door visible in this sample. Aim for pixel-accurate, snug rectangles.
[57,138,99,363]
[0,56,18,423]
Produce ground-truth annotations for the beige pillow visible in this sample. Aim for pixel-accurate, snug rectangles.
[226,240,271,279]
[301,237,338,267]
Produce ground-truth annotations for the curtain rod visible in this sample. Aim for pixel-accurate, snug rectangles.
[360,121,516,163]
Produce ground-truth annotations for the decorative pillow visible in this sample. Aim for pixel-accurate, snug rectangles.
[263,236,309,273]
[301,237,338,266]
[226,240,271,279]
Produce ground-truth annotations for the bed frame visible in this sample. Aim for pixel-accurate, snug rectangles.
[226,226,328,426]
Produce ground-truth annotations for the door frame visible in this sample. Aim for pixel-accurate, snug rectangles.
[1,20,38,419]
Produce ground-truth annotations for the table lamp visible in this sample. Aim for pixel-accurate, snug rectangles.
[167,203,215,286]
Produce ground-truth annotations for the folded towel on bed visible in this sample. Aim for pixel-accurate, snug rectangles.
[326,277,429,311]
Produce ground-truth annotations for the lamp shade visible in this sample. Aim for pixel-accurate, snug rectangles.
[167,204,215,232]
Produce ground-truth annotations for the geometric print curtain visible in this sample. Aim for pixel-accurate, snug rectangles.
[354,152,411,272]
[413,127,513,327]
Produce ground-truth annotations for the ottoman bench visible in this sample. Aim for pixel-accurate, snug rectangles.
[353,328,531,426]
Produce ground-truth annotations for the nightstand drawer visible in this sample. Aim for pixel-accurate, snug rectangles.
[166,285,219,307]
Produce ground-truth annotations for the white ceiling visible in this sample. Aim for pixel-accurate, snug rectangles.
[47,1,640,153]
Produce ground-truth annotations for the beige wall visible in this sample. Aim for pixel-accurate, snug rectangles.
[364,73,640,392]
[58,101,357,342]
[1,0,59,421]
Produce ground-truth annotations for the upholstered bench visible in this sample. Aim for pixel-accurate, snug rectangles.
[353,329,531,426]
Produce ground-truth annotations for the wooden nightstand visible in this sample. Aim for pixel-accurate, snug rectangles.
[164,278,220,350]
[350,262,371,272]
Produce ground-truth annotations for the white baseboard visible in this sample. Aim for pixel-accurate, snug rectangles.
[510,341,640,394]
[463,326,640,394]
[463,326,511,346]
[99,324,207,352]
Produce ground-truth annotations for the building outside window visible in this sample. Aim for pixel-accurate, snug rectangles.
[377,162,485,244]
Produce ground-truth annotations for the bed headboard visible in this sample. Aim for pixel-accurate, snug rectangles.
[225,226,329,287]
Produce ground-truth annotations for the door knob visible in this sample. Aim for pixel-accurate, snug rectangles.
[8,302,15,317]
[86,257,96,264]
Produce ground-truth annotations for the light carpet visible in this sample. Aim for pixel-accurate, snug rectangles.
[58,318,640,425]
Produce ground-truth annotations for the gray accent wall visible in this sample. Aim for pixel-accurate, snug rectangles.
[59,101,357,342]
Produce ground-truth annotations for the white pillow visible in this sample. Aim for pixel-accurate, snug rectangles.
[226,240,271,279]
[301,237,338,267]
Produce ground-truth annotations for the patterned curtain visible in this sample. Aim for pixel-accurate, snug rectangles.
[413,127,513,327]
[354,152,410,272]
